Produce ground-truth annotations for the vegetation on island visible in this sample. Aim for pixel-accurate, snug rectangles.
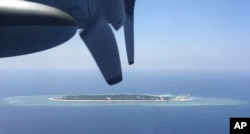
[56,94,187,101]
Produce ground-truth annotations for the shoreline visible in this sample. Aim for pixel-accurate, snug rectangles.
[2,95,247,106]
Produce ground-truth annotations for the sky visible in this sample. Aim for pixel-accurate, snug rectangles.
[0,0,250,74]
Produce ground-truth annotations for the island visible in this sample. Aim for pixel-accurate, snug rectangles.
[49,94,192,102]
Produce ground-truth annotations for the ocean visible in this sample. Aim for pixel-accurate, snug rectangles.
[0,71,249,134]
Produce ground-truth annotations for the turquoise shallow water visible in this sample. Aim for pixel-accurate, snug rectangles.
[1,95,247,107]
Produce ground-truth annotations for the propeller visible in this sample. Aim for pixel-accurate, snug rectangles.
[0,0,136,85]
[80,16,122,85]
[79,0,130,85]
[79,0,136,84]
[99,0,125,30]
[124,0,136,65]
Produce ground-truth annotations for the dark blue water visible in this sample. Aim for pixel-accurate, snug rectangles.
[0,71,250,134]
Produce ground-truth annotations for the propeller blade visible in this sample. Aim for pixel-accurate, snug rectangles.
[80,17,122,85]
[124,0,136,65]
[99,0,125,30]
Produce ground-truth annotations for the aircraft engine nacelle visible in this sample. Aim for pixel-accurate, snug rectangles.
[0,1,77,57]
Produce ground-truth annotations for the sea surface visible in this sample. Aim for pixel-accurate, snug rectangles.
[0,71,250,134]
